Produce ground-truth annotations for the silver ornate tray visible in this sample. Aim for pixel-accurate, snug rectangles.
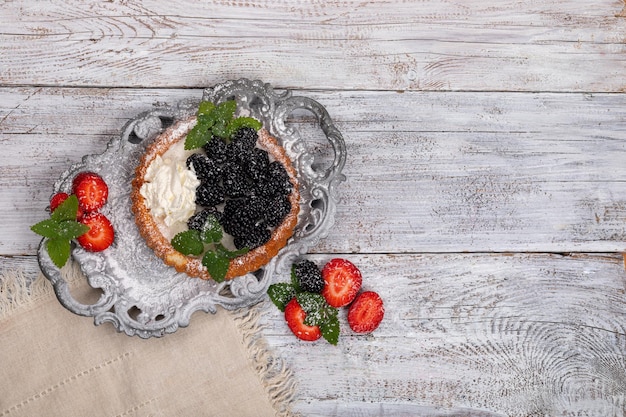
[37,79,346,338]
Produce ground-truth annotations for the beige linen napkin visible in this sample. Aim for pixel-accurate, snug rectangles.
[0,264,295,417]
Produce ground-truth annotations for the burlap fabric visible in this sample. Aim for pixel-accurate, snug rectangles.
[0,263,295,417]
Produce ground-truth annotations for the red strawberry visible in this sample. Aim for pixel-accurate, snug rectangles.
[347,291,384,333]
[49,192,69,212]
[72,172,108,212]
[77,212,115,252]
[284,298,321,342]
[321,258,362,307]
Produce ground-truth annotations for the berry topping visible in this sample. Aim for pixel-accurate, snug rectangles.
[203,136,229,164]
[321,258,363,308]
[293,259,324,293]
[186,153,221,182]
[72,172,109,212]
[195,181,225,207]
[233,226,271,250]
[77,212,115,252]
[284,298,322,342]
[347,291,385,333]
[187,207,222,232]
[264,195,292,228]
[221,162,253,198]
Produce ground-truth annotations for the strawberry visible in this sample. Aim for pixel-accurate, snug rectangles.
[284,298,321,342]
[347,291,384,333]
[321,258,362,307]
[77,212,114,252]
[72,172,108,212]
[50,192,70,212]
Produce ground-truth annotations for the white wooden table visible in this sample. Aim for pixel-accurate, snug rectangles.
[1,1,625,416]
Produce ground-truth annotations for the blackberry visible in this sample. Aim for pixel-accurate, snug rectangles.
[187,153,220,182]
[233,226,271,250]
[187,208,222,232]
[203,135,228,164]
[222,162,253,198]
[267,161,293,195]
[254,162,293,198]
[264,195,291,227]
[231,127,258,150]
[195,180,225,207]
[220,196,269,237]
[293,260,324,293]
[243,148,270,181]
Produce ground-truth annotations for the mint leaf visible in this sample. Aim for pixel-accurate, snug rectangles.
[51,194,80,222]
[320,315,340,345]
[47,238,71,268]
[57,220,90,240]
[199,214,223,244]
[197,100,216,116]
[185,123,212,150]
[31,218,63,239]
[213,100,237,124]
[214,244,248,259]
[267,283,297,312]
[297,292,335,326]
[290,264,302,293]
[202,251,230,283]
[226,117,262,138]
[171,230,204,256]
[211,121,229,139]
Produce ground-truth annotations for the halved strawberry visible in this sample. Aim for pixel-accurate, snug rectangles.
[347,291,384,333]
[284,298,321,342]
[77,212,114,252]
[49,192,70,212]
[72,172,108,212]
[321,258,362,307]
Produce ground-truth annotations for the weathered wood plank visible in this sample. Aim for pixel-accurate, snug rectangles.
[1,87,624,255]
[0,0,625,91]
[257,253,626,417]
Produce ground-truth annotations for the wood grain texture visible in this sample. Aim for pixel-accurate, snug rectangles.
[1,87,624,255]
[1,0,625,415]
[258,253,626,417]
[1,0,625,91]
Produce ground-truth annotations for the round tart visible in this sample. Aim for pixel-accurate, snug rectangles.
[131,116,300,281]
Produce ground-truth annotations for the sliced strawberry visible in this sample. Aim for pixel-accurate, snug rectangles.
[72,172,108,212]
[348,291,384,333]
[77,212,114,252]
[321,258,362,307]
[49,192,69,212]
[284,298,321,342]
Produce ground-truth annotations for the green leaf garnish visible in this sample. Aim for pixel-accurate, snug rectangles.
[171,230,204,256]
[214,243,248,259]
[184,99,262,149]
[290,264,301,293]
[202,251,230,283]
[47,238,71,268]
[267,283,297,312]
[226,117,263,138]
[31,194,88,269]
[320,315,340,346]
[51,195,80,222]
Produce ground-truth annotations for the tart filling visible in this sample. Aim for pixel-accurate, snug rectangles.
[131,108,300,282]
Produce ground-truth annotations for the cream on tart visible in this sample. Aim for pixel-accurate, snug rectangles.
[131,100,300,282]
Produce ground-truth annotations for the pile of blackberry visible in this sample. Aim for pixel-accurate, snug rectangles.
[185,127,294,250]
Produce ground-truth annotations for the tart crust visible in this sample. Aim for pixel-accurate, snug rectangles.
[131,117,300,281]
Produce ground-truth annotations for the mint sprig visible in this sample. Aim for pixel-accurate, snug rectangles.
[31,195,89,268]
[184,100,262,150]
[170,214,249,283]
[267,265,340,345]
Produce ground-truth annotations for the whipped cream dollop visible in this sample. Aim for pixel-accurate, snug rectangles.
[140,141,200,231]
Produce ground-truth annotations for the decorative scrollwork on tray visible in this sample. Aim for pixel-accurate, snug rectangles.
[37,79,346,338]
